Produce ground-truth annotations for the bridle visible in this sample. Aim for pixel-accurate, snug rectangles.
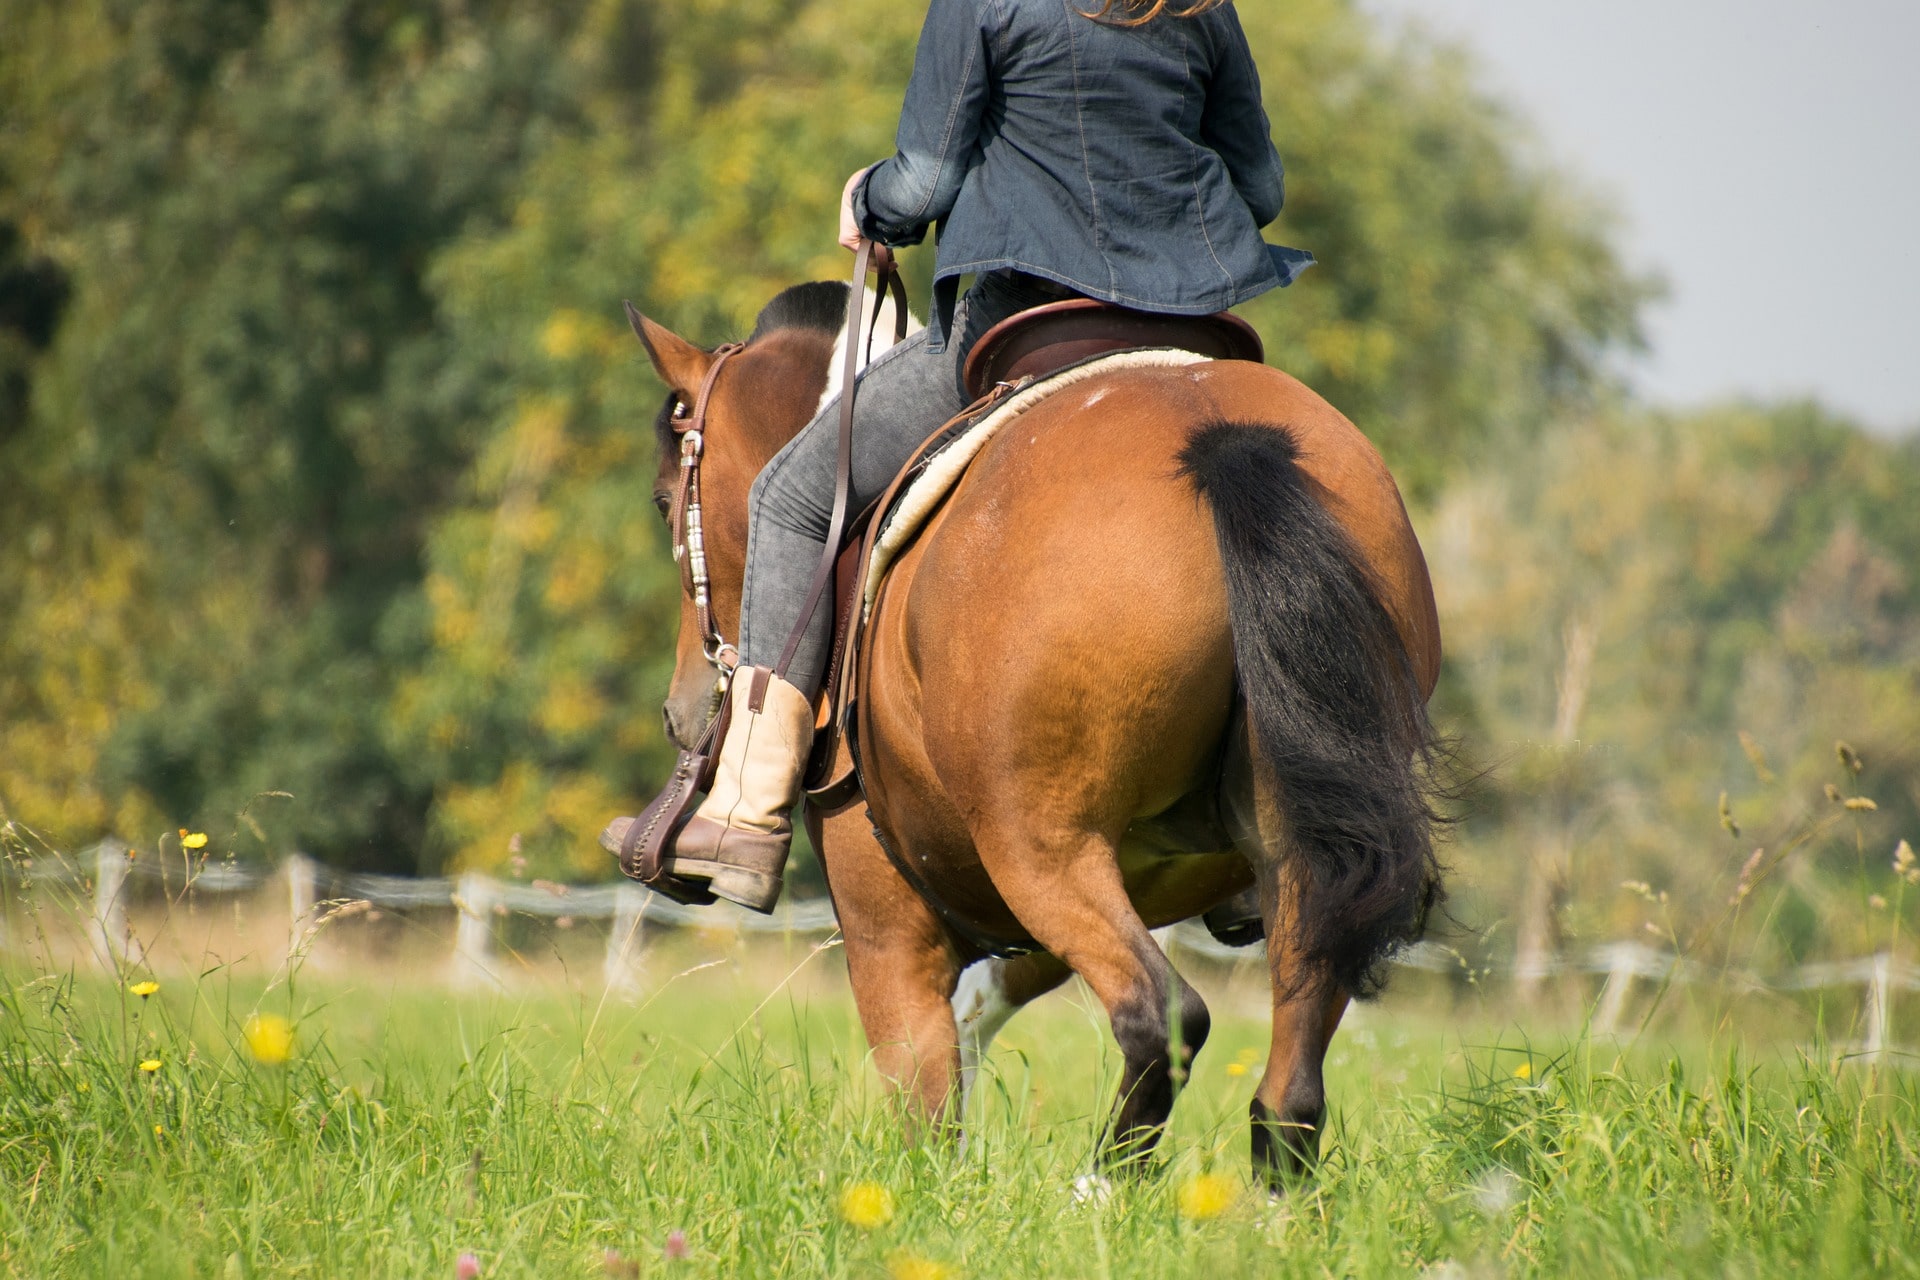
[652,241,908,687]
[662,339,746,673]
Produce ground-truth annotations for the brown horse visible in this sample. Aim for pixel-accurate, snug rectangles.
[631,281,1442,1185]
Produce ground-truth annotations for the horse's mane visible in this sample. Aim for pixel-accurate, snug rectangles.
[747,282,849,343]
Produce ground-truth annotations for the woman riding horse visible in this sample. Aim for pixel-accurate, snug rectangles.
[603,0,1312,912]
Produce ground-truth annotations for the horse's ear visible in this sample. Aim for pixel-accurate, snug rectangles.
[624,301,713,396]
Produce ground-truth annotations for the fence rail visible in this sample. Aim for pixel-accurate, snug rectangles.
[2,843,1912,1057]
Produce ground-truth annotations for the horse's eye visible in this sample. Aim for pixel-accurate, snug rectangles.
[653,493,671,521]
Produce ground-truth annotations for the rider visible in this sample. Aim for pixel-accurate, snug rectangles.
[611,0,1312,912]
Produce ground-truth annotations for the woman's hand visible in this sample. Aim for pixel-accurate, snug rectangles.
[839,167,896,273]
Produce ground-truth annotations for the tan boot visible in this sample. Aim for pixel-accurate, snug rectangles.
[660,666,812,913]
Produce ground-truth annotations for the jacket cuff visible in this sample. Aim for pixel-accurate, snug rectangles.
[854,164,930,248]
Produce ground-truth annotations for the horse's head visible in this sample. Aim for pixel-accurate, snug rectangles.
[627,283,852,748]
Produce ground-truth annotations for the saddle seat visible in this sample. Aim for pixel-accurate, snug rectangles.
[962,297,1263,401]
[803,300,1265,812]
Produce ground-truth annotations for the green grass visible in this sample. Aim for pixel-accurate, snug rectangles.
[2,941,1915,1278]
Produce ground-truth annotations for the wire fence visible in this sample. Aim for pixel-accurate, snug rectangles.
[4,842,1914,1057]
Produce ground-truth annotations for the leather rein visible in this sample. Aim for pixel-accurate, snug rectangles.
[663,241,906,694]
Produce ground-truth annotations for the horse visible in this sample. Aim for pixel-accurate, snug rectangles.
[628,278,1443,1185]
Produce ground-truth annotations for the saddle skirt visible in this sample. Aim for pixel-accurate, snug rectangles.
[802,346,1220,811]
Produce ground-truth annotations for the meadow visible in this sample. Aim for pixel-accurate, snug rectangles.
[3,925,1915,1279]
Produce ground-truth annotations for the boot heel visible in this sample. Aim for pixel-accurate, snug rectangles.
[706,866,784,915]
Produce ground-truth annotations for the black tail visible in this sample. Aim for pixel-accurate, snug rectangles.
[1178,420,1442,997]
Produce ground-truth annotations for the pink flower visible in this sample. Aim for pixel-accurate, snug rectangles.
[664,1230,689,1261]
[456,1252,481,1279]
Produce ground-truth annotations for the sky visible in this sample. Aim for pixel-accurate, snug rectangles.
[1358,0,1920,434]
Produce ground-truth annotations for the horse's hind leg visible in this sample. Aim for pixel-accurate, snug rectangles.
[973,827,1210,1164]
[1230,755,1350,1187]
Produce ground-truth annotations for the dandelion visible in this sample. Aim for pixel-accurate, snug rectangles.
[663,1230,688,1261]
[1225,1062,1248,1077]
[1512,1061,1532,1080]
[838,1181,895,1229]
[1175,1172,1236,1221]
[129,980,160,998]
[139,1059,162,1074]
[153,1124,164,1137]
[888,1252,956,1280]
[180,830,209,850]
[455,1252,481,1280]
[242,1014,295,1066]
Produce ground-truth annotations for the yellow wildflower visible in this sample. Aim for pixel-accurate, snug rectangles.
[838,1181,895,1229]
[242,1013,295,1066]
[181,831,209,850]
[128,980,160,998]
[1176,1173,1236,1221]
[139,1059,162,1074]
[1513,1062,1532,1080]
[1225,1062,1248,1077]
[154,1124,164,1137]
[888,1253,955,1280]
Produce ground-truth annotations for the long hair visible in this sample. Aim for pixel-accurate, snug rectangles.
[1078,0,1228,27]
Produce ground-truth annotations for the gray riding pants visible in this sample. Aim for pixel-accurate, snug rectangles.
[738,271,1064,694]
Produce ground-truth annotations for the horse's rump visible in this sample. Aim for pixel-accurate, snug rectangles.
[857,360,1441,981]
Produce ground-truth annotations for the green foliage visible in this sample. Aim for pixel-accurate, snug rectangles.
[0,0,1653,876]
[0,0,1909,963]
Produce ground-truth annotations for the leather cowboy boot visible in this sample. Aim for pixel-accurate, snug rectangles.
[601,666,812,914]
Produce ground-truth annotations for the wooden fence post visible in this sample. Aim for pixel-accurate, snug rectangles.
[1591,944,1638,1036]
[1862,951,1892,1062]
[603,883,647,995]
[285,853,317,959]
[450,871,500,988]
[90,840,141,969]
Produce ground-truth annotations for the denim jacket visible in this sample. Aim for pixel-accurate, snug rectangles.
[853,0,1313,352]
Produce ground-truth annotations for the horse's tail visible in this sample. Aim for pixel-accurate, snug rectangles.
[1177,420,1442,997]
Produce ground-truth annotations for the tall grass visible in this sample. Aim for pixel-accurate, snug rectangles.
[2,947,1914,1279]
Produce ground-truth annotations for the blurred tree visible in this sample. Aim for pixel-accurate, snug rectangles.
[1429,401,1920,966]
[0,0,606,865]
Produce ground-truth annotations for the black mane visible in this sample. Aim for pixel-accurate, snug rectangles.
[747,281,849,343]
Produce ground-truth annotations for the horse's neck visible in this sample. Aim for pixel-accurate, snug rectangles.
[813,286,924,416]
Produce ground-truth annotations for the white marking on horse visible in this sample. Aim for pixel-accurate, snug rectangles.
[952,957,1020,1117]
[814,285,923,417]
